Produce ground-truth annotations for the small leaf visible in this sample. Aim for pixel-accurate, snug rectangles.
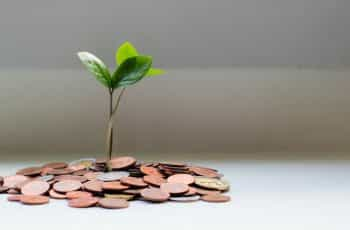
[112,56,152,88]
[146,68,166,77]
[116,41,139,66]
[77,52,112,88]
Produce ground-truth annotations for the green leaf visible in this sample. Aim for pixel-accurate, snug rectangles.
[77,52,112,88]
[116,41,139,66]
[146,68,166,77]
[112,56,152,88]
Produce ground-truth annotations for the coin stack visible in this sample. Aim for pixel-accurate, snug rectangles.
[0,156,230,209]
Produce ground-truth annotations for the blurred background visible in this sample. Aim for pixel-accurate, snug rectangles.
[0,0,350,158]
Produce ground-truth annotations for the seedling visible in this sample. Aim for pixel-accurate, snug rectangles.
[77,41,165,160]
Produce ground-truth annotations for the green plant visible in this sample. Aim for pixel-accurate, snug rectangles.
[77,41,165,160]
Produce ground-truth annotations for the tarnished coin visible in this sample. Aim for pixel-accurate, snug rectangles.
[66,191,92,199]
[140,166,163,177]
[49,189,66,199]
[98,198,129,209]
[68,196,99,208]
[16,167,42,176]
[97,171,129,182]
[3,175,29,188]
[84,172,103,181]
[194,177,229,191]
[201,194,230,203]
[143,175,166,187]
[0,186,9,193]
[190,166,219,178]
[160,183,189,195]
[21,180,50,195]
[108,156,136,170]
[69,158,96,170]
[20,195,49,205]
[7,194,23,202]
[120,177,148,188]
[102,181,129,191]
[42,162,67,169]
[47,168,74,175]
[167,174,195,185]
[192,187,221,195]
[170,195,200,202]
[55,175,87,183]
[84,180,103,193]
[141,188,170,202]
[104,194,135,201]
[53,180,82,193]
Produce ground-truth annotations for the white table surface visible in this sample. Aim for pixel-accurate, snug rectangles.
[0,154,349,229]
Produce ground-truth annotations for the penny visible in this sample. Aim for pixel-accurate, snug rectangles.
[102,181,129,191]
[120,177,148,188]
[68,196,99,208]
[42,162,67,169]
[97,171,129,182]
[160,183,189,195]
[15,179,32,190]
[7,195,23,202]
[83,180,103,193]
[140,166,162,177]
[40,167,53,176]
[84,172,103,181]
[21,180,50,195]
[143,175,166,187]
[0,186,9,193]
[72,170,89,176]
[190,166,219,178]
[104,194,135,201]
[167,174,195,185]
[66,191,92,199]
[53,180,82,193]
[184,186,197,196]
[98,198,129,209]
[7,188,20,194]
[160,162,186,167]
[16,167,42,176]
[108,156,136,170]
[201,194,230,203]
[3,175,29,188]
[141,188,170,202]
[55,175,87,183]
[123,188,143,195]
[192,187,221,195]
[69,158,96,170]
[194,177,229,191]
[38,175,54,182]
[20,195,49,205]
[47,168,74,175]
[69,164,87,172]
[49,189,67,199]
[170,195,201,202]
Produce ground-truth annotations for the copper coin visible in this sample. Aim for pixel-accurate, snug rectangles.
[7,195,23,202]
[0,176,3,185]
[190,166,219,178]
[104,193,135,201]
[123,188,143,195]
[102,181,129,191]
[47,168,74,175]
[16,167,42,176]
[167,174,195,185]
[143,175,166,187]
[141,188,170,202]
[7,188,20,194]
[68,196,99,208]
[68,164,87,172]
[40,167,53,176]
[98,198,129,209]
[20,195,49,205]
[0,186,9,193]
[42,162,67,169]
[3,175,29,188]
[84,172,103,181]
[72,170,89,176]
[140,166,163,177]
[201,194,230,203]
[21,180,50,195]
[193,187,221,195]
[160,183,189,195]
[120,177,148,188]
[38,175,55,182]
[160,162,186,167]
[83,180,103,193]
[184,186,197,196]
[55,175,87,183]
[49,189,67,199]
[66,191,92,199]
[53,180,82,193]
[108,156,136,170]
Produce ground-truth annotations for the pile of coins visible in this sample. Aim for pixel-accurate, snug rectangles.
[0,156,230,209]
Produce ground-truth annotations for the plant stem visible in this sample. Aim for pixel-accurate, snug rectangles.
[107,90,114,160]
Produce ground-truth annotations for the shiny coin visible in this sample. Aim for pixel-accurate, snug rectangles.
[120,177,148,188]
[104,193,135,201]
[55,175,87,183]
[42,162,67,169]
[3,175,29,188]
[20,195,49,205]
[170,195,200,202]
[7,195,23,202]
[68,196,99,208]
[141,188,170,202]
[47,168,74,175]
[98,198,129,209]
[53,180,82,193]
[194,177,229,191]
[140,166,163,177]
[97,171,129,182]
[83,180,103,193]
[190,166,219,178]
[21,180,50,195]
[66,191,92,199]
[16,167,42,176]
[84,172,103,181]
[160,183,189,195]
[102,181,129,191]
[201,194,231,203]
[108,156,136,170]
[167,174,195,185]
[143,175,166,187]
[49,189,66,199]
[38,175,54,182]
[192,187,221,195]
[69,158,96,169]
